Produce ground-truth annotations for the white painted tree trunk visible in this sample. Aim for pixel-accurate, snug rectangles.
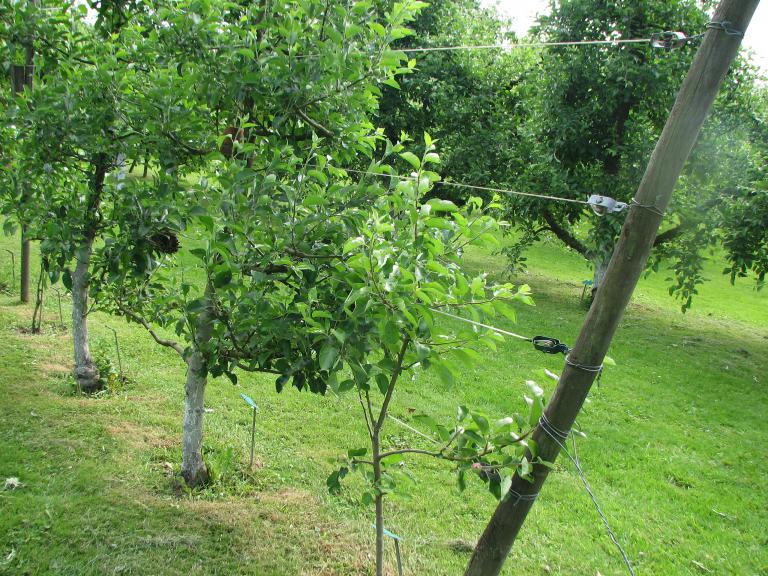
[180,297,214,487]
[71,238,100,392]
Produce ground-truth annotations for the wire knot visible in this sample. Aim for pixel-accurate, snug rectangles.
[706,21,744,38]
[539,413,570,441]
[506,489,540,503]
[565,355,604,386]
[630,198,665,217]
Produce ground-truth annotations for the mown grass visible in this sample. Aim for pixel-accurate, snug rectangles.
[0,231,766,576]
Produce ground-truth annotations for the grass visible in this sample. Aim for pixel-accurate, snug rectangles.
[0,232,766,576]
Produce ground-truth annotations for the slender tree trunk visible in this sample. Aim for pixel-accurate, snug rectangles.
[20,229,30,303]
[31,260,44,333]
[373,432,384,576]
[464,2,758,574]
[71,236,100,392]
[181,292,214,487]
[16,6,36,303]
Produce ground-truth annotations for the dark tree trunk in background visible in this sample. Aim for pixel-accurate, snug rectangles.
[11,24,35,303]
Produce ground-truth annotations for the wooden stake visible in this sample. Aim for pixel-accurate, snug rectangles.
[464,2,760,575]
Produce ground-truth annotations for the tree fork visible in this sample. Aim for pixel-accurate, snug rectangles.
[464,1,759,574]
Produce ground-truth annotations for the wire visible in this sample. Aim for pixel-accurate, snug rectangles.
[539,414,636,576]
[430,309,532,342]
[399,37,653,54]
[345,168,590,207]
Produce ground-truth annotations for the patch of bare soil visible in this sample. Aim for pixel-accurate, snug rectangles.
[106,421,176,450]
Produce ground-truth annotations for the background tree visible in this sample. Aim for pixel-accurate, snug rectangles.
[377,0,533,200]
[1,0,39,303]
[379,0,767,309]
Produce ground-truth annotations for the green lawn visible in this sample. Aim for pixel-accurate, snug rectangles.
[0,233,766,576]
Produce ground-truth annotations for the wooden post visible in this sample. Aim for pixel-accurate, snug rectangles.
[464,2,760,575]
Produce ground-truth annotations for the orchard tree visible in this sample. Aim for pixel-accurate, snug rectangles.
[377,0,534,202]
[1,0,39,303]
[1,0,213,391]
[94,0,428,487]
[500,0,766,306]
[319,138,545,576]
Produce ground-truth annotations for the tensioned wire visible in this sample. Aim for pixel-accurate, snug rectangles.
[344,168,591,207]
[398,37,653,54]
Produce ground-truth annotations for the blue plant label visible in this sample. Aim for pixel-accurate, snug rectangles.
[371,523,402,541]
[240,393,258,411]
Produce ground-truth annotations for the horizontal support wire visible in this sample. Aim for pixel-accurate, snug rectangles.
[345,168,590,207]
[239,37,658,60]
[430,309,532,342]
[399,38,652,54]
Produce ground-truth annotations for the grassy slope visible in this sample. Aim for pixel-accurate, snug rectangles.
[0,233,766,576]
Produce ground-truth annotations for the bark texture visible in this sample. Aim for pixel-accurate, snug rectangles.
[180,295,214,487]
[71,238,100,392]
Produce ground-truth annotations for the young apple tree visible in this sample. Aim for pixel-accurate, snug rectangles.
[315,138,543,576]
[2,0,213,391]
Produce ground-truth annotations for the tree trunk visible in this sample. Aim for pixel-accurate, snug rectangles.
[180,293,214,487]
[31,260,44,333]
[20,230,30,304]
[71,237,100,392]
[373,432,384,576]
[464,2,758,574]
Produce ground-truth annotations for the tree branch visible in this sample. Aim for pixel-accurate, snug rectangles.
[542,209,589,256]
[653,224,684,247]
[116,303,185,357]
[296,109,334,137]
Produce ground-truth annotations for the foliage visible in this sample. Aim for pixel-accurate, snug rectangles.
[376,0,768,310]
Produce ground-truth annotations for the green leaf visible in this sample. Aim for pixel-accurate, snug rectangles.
[338,379,355,393]
[399,151,421,170]
[375,373,390,394]
[343,236,365,253]
[471,413,490,435]
[348,447,367,458]
[426,198,458,213]
[433,362,454,387]
[319,343,339,371]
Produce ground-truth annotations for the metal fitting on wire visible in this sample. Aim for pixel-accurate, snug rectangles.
[706,21,744,38]
[650,31,690,50]
[587,195,628,216]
